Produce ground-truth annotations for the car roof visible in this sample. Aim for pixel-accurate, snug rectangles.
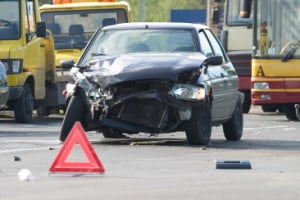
[101,22,210,31]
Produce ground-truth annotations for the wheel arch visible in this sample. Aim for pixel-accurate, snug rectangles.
[24,75,35,97]
[25,75,36,105]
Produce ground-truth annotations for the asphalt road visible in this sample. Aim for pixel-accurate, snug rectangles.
[0,106,300,200]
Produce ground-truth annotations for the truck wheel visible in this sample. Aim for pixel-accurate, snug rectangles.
[223,100,243,141]
[284,104,298,121]
[60,95,88,142]
[14,84,34,123]
[261,105,277,112]
[185,104,212,145]
[242,91,251,114]
[37,106,51,118]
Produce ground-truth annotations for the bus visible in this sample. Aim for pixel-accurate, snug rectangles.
[221,0,252,113]
[248,0,300,120]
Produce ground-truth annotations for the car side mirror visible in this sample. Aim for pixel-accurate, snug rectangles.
[204,56,223,66]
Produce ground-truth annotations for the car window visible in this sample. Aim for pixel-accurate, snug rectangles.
[198,30,227,79]
[198,31,214,57]
[204,29,227,63]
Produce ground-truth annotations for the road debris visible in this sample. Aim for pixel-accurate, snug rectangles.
[214,160,252,169]
[13,156,21,161]
[17,169,35,181]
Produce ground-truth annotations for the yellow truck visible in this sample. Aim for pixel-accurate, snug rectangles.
[39,0,132,67]
[0,0,68,123]
[0,0,131,123]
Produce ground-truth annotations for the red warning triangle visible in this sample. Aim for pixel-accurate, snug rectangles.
[49,122,105,173]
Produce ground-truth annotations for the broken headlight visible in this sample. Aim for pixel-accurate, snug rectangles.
[66,67,94,95]
[169,84,205,101]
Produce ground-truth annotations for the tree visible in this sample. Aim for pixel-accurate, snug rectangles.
[38,0,206,22]
[126,0,205,22]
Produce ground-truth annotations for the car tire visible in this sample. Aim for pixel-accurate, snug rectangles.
[14,84,34,123]
[60,95,88,142]
[223,100,243,141]
[102,128,124,138]
[284,104,298,121]
[185,104,212,145]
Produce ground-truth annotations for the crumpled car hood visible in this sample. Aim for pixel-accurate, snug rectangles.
[85,53,207,88]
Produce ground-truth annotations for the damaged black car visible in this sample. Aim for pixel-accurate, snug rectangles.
[60,22,244,145]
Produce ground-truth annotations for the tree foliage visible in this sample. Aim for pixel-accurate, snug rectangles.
[126,0,206,22]
[38,0,206,22]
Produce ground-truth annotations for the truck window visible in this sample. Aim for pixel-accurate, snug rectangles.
[254,0,300,57]
[226,0,252,26]
[25,0,36,36]
[0,0,20,40]
[41,9,127,50]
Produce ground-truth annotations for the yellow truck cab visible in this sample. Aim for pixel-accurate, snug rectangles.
[0,0,68,123]
[40,0,132,67]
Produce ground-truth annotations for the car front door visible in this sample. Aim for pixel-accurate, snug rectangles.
[204,29,239,118]
[198,30,228,120]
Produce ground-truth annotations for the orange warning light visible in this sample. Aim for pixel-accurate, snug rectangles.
[53,0,116,4]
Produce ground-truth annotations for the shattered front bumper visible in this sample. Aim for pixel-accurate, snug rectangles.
[99,90,207,133]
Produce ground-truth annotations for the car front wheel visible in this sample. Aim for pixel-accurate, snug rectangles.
[223,99,243,141]
[60,95,88,142]
[185,104,212,146]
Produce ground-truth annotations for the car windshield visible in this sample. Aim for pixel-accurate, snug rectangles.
[79,28,197,66]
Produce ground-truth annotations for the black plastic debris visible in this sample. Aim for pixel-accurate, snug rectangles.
[215,160,251,169]
[14,156,21,161]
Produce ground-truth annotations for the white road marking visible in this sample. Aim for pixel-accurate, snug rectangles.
[244,125,288,131]
[0,139,62,144]
[0,139,62,154]
[0,146,61,154]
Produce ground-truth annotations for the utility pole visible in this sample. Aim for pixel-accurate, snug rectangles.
[207,0,222,35]
[206,0,213,28]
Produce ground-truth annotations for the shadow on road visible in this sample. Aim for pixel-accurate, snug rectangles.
[211,139,300,150]
[91,136,300,151]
